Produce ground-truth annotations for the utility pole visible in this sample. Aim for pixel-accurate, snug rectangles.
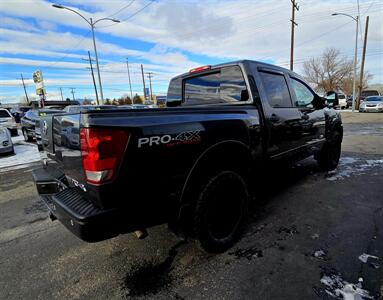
[141,64,147,102]
[356,16,369,110]
[126,58,133,103]
[146,72,154,102]
[82,51,99,105]
[70,88,76,101]
[17,73,30,104]
[59,87,64,101]
[290,0,299,71]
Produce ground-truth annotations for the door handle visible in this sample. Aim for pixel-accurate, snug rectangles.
[270,114,280,123]
[301,114,309,120]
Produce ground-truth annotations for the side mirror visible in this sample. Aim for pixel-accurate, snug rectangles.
[311,94,326,109]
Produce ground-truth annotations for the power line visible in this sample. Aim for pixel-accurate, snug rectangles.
[107,0,136,18]
[45,30,92,68]
[98,0,155,28]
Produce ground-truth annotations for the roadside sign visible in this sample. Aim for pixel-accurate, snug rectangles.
[33,70,45,96]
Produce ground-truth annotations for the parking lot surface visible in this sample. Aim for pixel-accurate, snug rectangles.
[0,112,382,299]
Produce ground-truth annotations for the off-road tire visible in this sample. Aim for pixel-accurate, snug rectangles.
[193,170,249,253]
[316,130,342,171]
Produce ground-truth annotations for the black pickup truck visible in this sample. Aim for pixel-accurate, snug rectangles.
[32,60,342,252]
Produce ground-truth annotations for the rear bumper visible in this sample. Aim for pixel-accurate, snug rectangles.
[32,167,123,242]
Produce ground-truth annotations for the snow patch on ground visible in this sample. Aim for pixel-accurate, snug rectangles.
[0,133,41,172]
[320,274,373,299]
[326,156,383,181]
[358,253,379,264]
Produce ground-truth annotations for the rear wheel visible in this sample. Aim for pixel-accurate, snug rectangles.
[316,130,342,171]
[193,170,248,253]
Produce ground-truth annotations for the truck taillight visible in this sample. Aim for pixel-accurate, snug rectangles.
[80,128,130,185]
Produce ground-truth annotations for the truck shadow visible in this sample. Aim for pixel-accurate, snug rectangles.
[118,158,323,298]
[120,240,187,298]
[250,157,320,210]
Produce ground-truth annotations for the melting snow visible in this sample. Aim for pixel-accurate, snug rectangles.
[313,249,327,259]
[0,133,41,172]
[326,157,383,181]
[320,273,373,299]
[358,253,379,264]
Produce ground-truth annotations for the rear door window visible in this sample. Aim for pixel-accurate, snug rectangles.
[183,66,247,105]
[259,71,292,108]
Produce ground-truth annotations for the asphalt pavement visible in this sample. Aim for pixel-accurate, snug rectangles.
[0,112,382,299]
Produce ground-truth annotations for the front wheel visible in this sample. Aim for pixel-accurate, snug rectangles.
[316,130,342,171]
[193,170,249,253]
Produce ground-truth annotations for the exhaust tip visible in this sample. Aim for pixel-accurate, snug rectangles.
[134,229,148,239]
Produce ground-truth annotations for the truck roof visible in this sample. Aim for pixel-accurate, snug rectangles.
[171,59,302,80]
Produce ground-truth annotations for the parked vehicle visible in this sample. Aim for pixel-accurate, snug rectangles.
[324,91,347,109]
[346,96,353,109]
[0,126,14,155]
[12,106,32,123]
[0,108,18,136]
[361,89,380,101]
[337,93,347,109]
[32,60,342,253]
[21,108,62,142]
[359,96,383,112]
[63,105,116,113]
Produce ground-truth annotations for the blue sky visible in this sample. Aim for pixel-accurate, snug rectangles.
[0,0,382,103]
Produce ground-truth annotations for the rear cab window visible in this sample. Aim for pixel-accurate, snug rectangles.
[258,71,292,108]
[167,65,248,106]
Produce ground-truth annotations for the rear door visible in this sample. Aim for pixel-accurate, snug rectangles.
[255,68,305,158]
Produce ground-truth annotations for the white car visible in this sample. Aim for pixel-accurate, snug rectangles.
[359,96,383,112]
[338,93,347,109]
[0,108,18,136]
[0,126,14,154]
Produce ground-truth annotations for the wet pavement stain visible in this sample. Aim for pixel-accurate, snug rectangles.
[120,240,186,297]
[24,199,48,215]
[229,247,263,260]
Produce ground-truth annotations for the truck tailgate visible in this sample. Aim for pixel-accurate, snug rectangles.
[41,113,85,186]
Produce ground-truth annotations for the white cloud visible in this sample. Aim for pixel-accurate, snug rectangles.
[0,0,382,103]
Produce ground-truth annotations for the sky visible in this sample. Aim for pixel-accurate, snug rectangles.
[0,0,382,104]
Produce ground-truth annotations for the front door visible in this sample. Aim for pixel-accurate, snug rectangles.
[256,68,306,158]
[289,76,326,153]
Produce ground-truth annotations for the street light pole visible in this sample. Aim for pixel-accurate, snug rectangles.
[332,13,358,112]
[90,18,104,103]
[52,4,120,104]
[352,16,358,113]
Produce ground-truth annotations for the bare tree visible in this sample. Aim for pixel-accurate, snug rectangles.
[339,71,373,96]
[303,48,353,94]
